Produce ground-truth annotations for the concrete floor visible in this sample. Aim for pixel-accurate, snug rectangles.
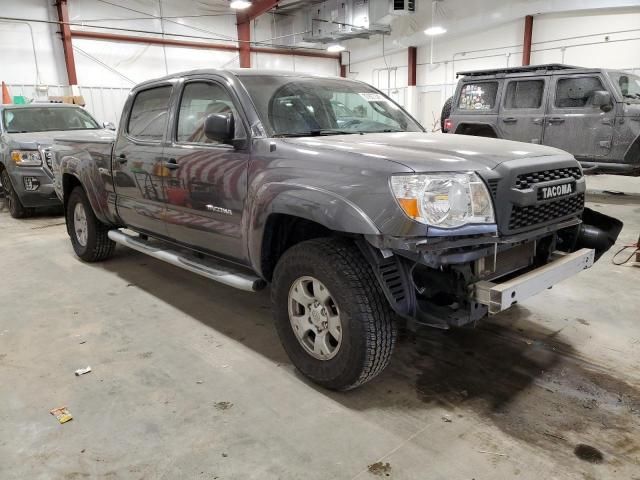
[1,184,639,479]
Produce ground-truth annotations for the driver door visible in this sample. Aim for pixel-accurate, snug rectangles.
[543,74,615,158]
[161,78,250,263]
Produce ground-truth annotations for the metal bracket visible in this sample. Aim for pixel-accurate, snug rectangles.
[471,248,595,314]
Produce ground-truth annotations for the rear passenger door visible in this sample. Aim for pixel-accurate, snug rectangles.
[543,74,615,158]
[113,83,173,236]
[162,78,250,263]
[498,78,547,144]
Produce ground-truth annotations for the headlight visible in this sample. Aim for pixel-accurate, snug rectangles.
[390,172,495,228]
[11,150,42,167]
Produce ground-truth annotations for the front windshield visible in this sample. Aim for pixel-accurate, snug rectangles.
[2,107,100,133]
[239,75,423,136]
[609,72,640,103]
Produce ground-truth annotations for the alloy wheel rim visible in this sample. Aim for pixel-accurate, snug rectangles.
[288,276,342,360]
[73,202,88,247]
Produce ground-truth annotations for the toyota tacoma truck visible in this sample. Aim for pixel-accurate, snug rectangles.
[51,70,622,391]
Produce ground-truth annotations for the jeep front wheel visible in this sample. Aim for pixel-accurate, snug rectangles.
[272,238,397,390]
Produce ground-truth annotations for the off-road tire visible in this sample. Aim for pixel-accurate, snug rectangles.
[67,186,115,262]
[1,169,31,218]
[272,237,397,390]
[440,96,453,132]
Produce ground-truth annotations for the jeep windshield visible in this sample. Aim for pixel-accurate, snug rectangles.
[609,72,640,103]
[3,107,100,133]
[239,75,423,137]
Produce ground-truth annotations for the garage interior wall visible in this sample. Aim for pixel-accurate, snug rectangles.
[345,7,640,129]
[0,0,338,125]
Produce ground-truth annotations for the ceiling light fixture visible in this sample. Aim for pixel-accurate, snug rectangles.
[230,0,252,10]
[327,44,345,52]
[424,26,447,36]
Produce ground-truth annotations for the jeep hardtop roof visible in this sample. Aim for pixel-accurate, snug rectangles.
[454,63,613,79]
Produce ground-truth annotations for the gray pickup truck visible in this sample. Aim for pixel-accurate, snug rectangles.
[51,69,622,390]
[442,64,640,176]
[0,103,112,217]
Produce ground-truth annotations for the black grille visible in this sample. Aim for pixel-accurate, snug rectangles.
[514,167,582,190]
[44,151,53,170]
[509,193,584,230]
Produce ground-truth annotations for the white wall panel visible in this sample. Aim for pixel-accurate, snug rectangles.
[0,0,66,84]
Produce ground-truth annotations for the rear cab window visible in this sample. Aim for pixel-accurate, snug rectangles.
[457,81,499,111]
[503,80,545,109]
[127,85,173,141]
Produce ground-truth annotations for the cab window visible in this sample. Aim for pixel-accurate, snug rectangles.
[127,86,172,141]
[555,77,605,108]
[177,81,243,144]
[458,82,498,110]
[503,80,544,109]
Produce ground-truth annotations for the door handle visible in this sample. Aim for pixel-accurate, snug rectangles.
[547,117,565,124]
[532,118,543,125]
[502,117,517,123]
[117,153,127,164]
[164,158,180,170]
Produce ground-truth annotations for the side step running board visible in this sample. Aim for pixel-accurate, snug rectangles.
[107,229,266,292]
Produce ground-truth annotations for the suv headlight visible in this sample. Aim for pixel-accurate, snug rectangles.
[390,172,495,228]
[11,150,42,167]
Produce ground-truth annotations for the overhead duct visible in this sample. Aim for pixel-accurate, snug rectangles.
[301,0,417,44]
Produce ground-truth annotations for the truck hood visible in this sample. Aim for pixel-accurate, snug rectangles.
[283,132,571,172]
[5,129,115,149]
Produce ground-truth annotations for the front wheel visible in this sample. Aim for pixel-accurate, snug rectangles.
[1,169,31,218]
[272,238,397,390]
[67,186,115,262]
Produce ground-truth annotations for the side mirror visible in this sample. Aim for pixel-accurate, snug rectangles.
[204,112,234,144]
[592,90,612,111]
[103,121,116,130]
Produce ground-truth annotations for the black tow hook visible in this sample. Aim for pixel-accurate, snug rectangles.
[576,207,624,261]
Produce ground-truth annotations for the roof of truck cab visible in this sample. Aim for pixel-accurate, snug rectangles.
[133,69,354,89]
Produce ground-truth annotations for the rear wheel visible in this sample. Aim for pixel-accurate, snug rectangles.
[67,186,115,262]
[1,169,31,218]
[272,238,397,390]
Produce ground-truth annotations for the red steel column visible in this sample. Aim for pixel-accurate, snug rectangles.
[408,46,417,86]
[522,15,533,66]
[56,0,78,84]
[237,20,251,68]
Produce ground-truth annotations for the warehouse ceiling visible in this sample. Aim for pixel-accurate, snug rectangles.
[68,0,640,51]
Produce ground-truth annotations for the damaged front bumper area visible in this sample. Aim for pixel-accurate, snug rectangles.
[361,208,623,330]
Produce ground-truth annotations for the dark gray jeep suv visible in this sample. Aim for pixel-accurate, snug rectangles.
[51,70,621,390]
[443,64,640,176]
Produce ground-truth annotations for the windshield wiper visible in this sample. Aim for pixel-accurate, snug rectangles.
[623,93,640,99]
[309,129,361,136]
[273,129,359,138]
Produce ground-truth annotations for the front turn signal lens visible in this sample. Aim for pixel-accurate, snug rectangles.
[11,150,42,167]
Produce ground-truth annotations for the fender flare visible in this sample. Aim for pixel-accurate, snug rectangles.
[59,152,114,226]
[246,182,381,275]
[454,122,500,138]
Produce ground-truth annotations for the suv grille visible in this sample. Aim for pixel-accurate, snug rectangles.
[509,193,584,230]
[514,167,582,190]
[43,151,53,170]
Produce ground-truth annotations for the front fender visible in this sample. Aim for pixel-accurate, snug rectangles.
[246,182,381,275]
